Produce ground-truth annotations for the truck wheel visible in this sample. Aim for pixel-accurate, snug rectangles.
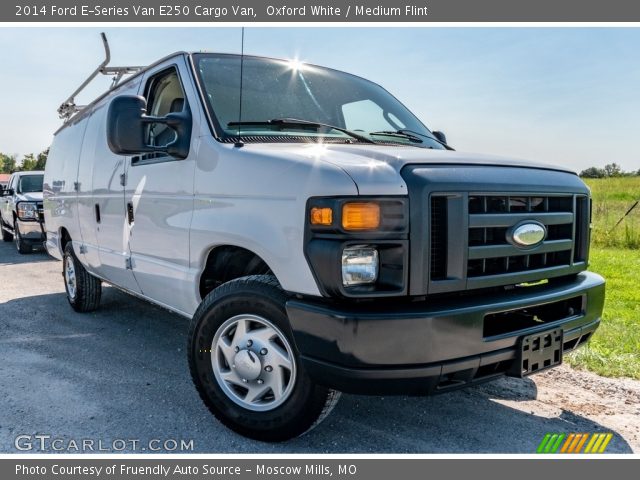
[14,220,31,254]
[1,218,13,241]
[188,275,341,442]
[63,242,102,312]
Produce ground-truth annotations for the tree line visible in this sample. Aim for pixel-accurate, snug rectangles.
[0,149,49,174]
[580,163,639,178]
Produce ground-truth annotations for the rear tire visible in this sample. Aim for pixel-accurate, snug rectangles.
[63,242,102,312]
[188,275,341,442]
[14,220,31,254]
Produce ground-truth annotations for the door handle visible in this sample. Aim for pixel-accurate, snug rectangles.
[127,201,134,224]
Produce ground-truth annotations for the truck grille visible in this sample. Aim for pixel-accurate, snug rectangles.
[430,196,448,280]
[429,193,590,292]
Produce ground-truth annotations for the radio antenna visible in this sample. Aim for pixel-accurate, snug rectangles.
[234,27,245,148]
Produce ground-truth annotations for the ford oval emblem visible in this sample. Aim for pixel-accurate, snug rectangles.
[509,222,547,248]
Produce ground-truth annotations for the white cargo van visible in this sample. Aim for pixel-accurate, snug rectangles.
[44,37,605,441]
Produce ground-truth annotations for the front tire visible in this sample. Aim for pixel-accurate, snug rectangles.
[63,242,102,312]
[14,220,31,254]
[188,275,341,442]
[1,214,14,241]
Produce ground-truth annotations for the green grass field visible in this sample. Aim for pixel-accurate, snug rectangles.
[564,177,640,379]
[585,176,640,249]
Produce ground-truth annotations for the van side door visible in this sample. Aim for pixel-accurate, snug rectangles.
[90,84,143,294]
[123,60,197,315]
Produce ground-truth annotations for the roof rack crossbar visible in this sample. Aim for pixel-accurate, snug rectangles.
[57,33,144,121]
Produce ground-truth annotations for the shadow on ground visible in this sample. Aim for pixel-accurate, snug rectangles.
[0,243,50,265]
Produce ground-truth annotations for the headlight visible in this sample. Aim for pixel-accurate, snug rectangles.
[341,246,378,286]
[305,196,408,297]
[17,202,38,220]
[341,202,380,230]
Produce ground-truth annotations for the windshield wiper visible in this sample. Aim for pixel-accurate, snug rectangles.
[397,129,452,149]
[227,118,376,144]
[368,130,424,143]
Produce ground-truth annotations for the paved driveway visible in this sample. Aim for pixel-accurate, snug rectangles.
[0,241,637,453]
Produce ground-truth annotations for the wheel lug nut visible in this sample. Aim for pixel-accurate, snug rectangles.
[234,346,240,352]
[257,379,264,384]
[242,378,248,383]
[260,348,268,355]
[232,364,236,369]
[247,340,253,347]
[264,365,273,372]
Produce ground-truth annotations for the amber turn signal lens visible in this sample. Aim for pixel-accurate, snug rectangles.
[310,207,333,226]
[342,202,381,230]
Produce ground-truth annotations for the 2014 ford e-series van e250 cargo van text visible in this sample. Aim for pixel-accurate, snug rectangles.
[44,49,605,442]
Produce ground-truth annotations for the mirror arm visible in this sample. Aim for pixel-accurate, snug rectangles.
[141,115,169,125]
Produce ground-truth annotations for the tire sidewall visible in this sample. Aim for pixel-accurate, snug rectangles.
[14,220,29,253]
[63,243,79,305]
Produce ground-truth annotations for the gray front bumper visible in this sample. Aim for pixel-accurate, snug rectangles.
[17,219,46,243]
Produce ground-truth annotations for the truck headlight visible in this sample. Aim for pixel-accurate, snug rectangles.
[342,246,378,286]
[17,202,38,220]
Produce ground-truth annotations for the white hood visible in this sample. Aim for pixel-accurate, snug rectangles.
[17,191,43,202]
[238,143,576,196]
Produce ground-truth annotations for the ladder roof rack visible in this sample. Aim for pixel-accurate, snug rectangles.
[57,33,144,121]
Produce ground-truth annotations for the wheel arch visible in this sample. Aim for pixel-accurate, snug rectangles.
[198,245,276,301]
[59,227,72,256]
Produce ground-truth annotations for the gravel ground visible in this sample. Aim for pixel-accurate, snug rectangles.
[0,241,638,453]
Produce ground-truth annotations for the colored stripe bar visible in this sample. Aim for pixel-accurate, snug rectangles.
[591,433,607,453]
[584,433,599,453]
[544,434,559,453]
[598,433,613,453]
[574,433,589,453]
[567,433,583,453]
[537,433,552,453]
[560,433,576,453]
[539,432,613,454]
[550,433,566,453]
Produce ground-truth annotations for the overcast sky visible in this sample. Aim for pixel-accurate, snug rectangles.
[0,27,639,172]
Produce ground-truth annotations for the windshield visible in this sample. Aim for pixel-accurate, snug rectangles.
[194,54,445,149]
[18,175,43,193]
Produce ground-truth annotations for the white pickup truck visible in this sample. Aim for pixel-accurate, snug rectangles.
[44,48,605,441]
[1,170,45,253]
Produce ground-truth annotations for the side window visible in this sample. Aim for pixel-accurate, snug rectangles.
[138,67,187,162]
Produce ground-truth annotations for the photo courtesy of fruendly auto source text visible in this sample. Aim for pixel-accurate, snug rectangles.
[0,0,638,478]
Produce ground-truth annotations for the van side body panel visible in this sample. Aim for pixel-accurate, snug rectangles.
[43,119,89,260]
[75,105,106,271]
[189,139,360,312]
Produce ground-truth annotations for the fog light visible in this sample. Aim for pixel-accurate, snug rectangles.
[341,246,378,286]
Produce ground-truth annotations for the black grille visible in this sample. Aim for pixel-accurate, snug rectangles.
[573,196,590,262]
[467,195,575,278]
[428,193,589,292]
[430,196,448,280]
